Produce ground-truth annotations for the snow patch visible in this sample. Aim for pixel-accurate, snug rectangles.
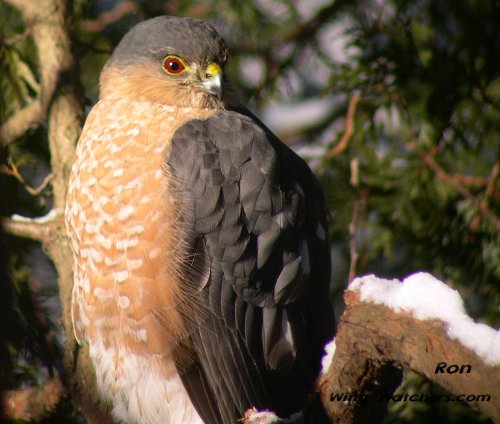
[349,272,500,365]
[321,338,337,376]
[243,408,280,424]
[11,209,58,223]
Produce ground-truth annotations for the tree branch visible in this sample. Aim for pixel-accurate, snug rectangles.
[412,147,500,232]
[2,211,57,242]
[0,157,52,196]
[452,174,488,188]
[0,99,44,147]
[80,0,139,32]
[1,377,65,421]
[393,88,500,233]
[0,0,83,161]
[348,159,360,283]
[484,162,499,201]
[318,275,499,423]
[1,0,49,147]
[1,0,112,422]
[326,92,361,158]
[471,162,499,231]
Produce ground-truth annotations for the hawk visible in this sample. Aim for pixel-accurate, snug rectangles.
[65,16,334,424]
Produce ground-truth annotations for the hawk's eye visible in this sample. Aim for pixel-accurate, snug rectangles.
[163,56,187,74]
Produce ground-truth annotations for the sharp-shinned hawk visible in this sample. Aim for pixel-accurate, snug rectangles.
[65,16,334,424]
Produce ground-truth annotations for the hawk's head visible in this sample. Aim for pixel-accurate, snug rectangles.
[100,16,234,108]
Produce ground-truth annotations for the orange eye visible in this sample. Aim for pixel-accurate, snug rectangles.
[163,56,186,74]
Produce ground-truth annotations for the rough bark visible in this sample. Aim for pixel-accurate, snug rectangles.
[1,377,65,421]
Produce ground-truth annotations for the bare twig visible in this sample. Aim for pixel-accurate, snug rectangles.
[0,99,44,147]
[326,92,361,158]
[471,162,499,231]
[1,158,52,195]
[452,174,488,188]
[392,87,500,233]
[3,26,32,46]
[348,159,360,283]
[484,162,499,200]
[1,376,65,421]
[80,0,139,32]
[409,145,500,232]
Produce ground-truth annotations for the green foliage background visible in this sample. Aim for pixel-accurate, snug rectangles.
[1,0,498,423]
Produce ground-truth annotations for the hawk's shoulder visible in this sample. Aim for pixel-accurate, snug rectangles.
[169,107,330,306]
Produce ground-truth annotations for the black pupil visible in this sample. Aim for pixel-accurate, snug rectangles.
[169,60,180,71]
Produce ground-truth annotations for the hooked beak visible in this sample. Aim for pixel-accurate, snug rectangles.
[201,63,224,100]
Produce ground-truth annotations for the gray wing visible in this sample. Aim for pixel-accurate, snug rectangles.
[167,110,334,423]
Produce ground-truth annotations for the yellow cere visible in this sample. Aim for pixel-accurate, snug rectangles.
[205,63,222,78]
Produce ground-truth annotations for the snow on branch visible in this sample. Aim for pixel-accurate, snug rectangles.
[318,273,499,423]
[3,210,59,243]
[348,273,499,365]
